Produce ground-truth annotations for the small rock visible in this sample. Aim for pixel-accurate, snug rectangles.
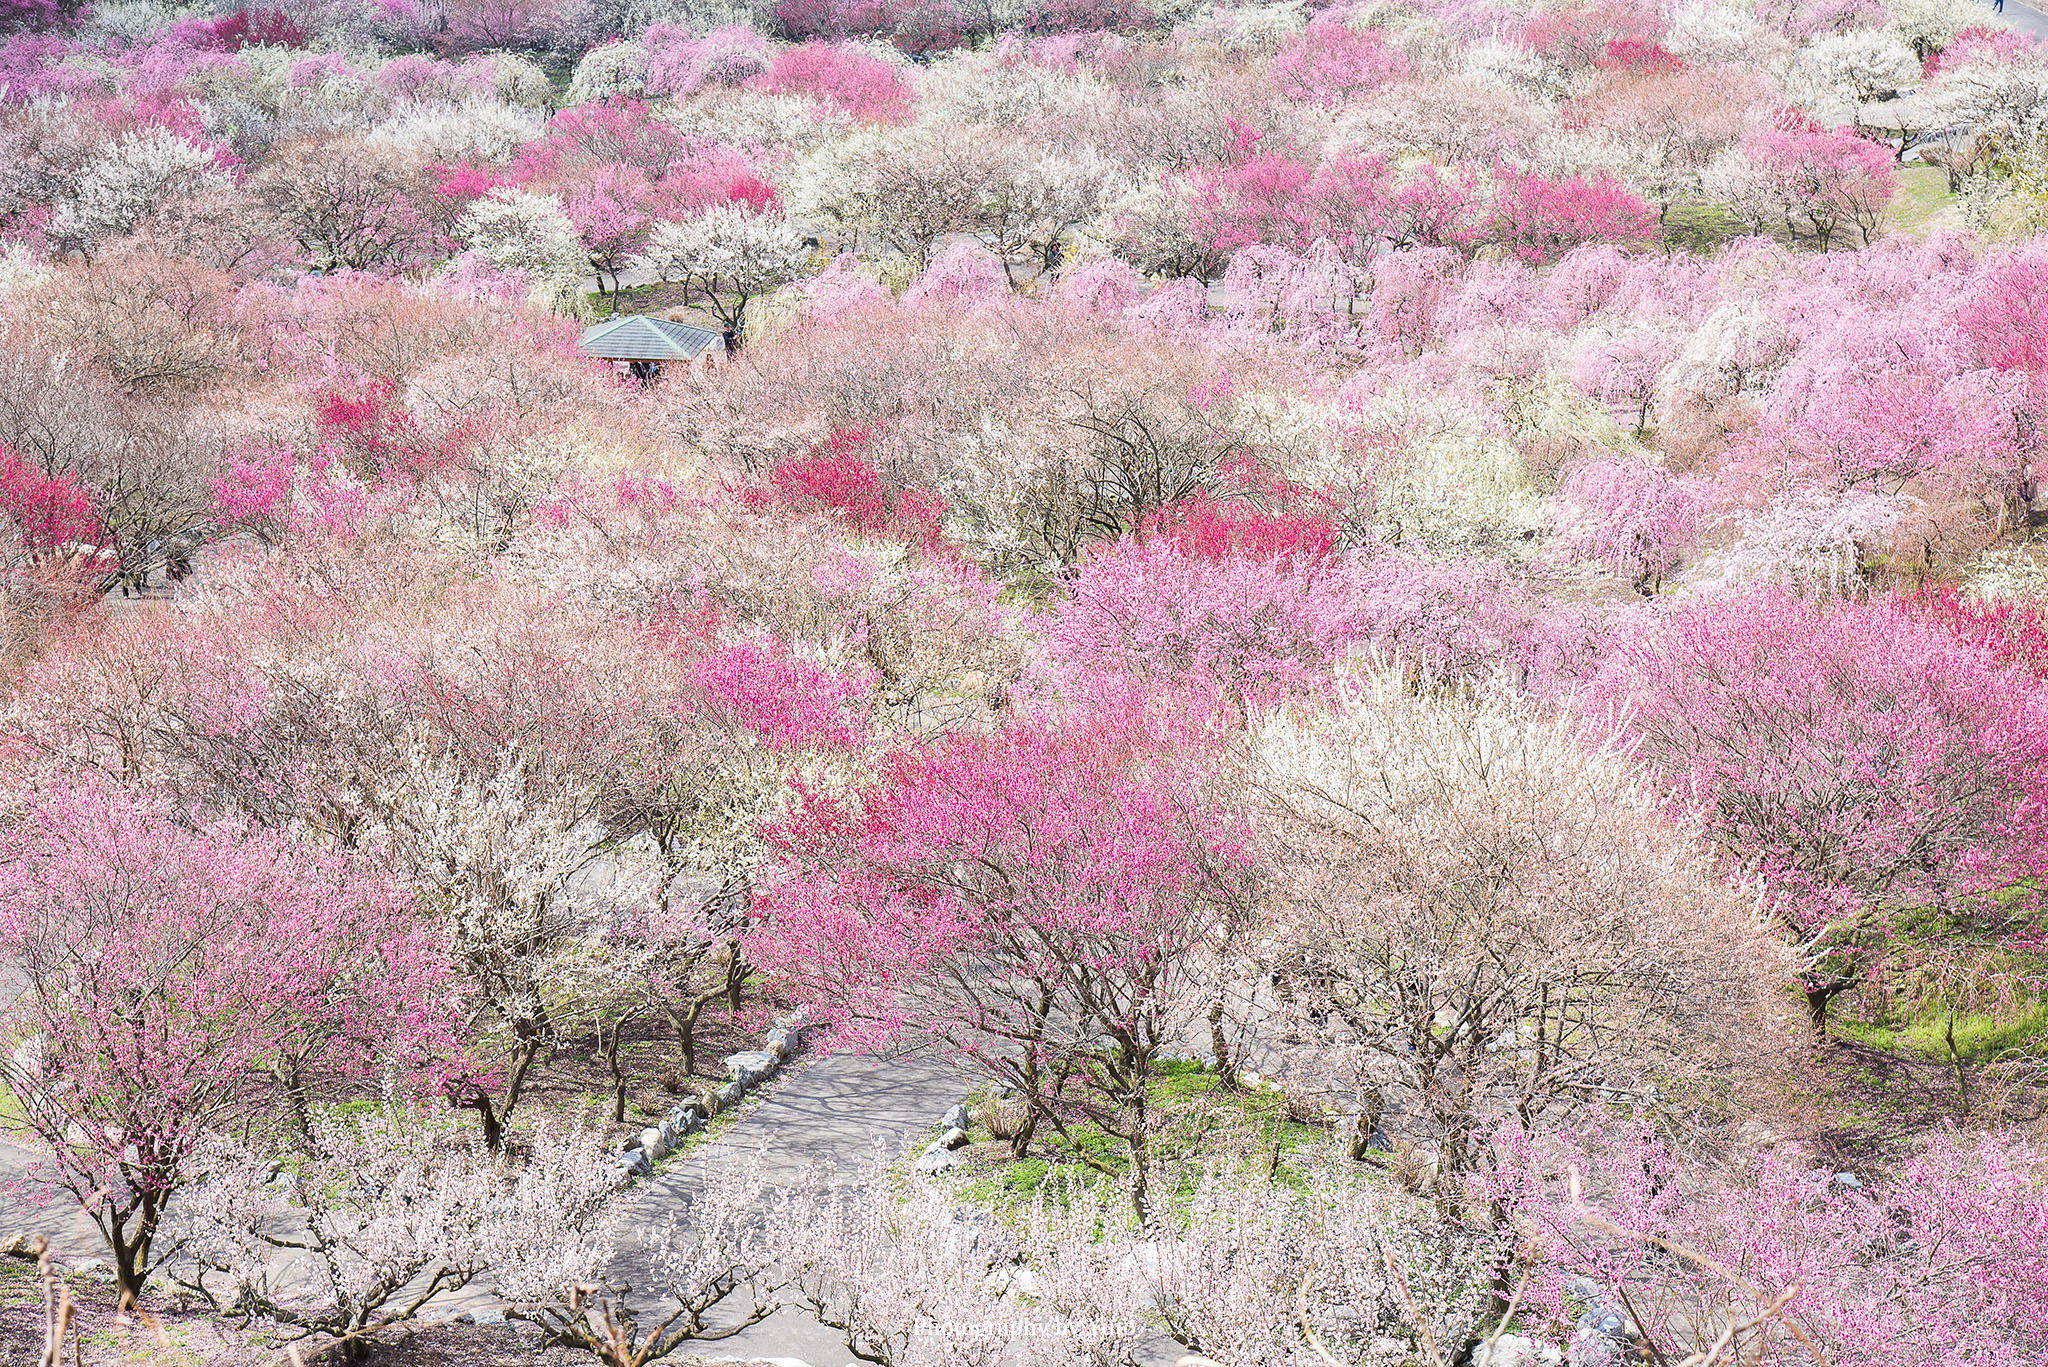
[1832,1171,1864,1191]
[1239,1070,1263,1087]
[471,1307,507,1326]
[940,1126,969,1150]
[914,1148,963,1173]
[659,1118,679,1146]
[764,1027,792,1058]
[942,1103,970,1132]
[725,1050,778,1086]
[1571,1303,1635,1367]
[621,1149,654,1177]
[1565,1277,1607,1306]
[669,1105,704,1134]
[717,1080,746,1107]
[1472,1333,1563,1367]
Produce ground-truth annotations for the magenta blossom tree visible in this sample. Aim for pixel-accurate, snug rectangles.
[0,785,465,1298]
[1488,164,1656,265]
[753,713,1253,1214]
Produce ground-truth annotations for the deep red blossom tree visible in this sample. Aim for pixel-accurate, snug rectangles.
[1907,583,2048,681]
[0,443,104,582]
[0,785,464,1299]
[1144,491,1338,564]
[755,426,947,551]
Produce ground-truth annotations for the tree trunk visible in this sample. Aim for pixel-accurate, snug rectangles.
[1804,984,1837,1033]
[1207,994,1232,1084]
[1008,1110,1037,1160]
[1945,1004,1970,1112]
[600,1017,629,1124]
[106,1193,160,1306]
[724,951,747,1014]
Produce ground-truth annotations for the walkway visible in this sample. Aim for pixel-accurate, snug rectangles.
[2000,0,2048,40]
[604,1047,967,1365]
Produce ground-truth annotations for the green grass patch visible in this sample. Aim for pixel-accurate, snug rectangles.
[1840,1000,2048,1063]
[1885,164,1955,238]
[958,1059,1334,1212]
[1660,203,1744,254]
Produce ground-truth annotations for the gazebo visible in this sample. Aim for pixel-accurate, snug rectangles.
[578,314,726,381]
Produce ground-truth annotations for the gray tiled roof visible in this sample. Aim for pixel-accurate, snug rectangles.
[578,314,724,361]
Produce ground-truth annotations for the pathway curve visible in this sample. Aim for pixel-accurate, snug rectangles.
[2002,0,2048,40]
[604,1047,967,1366]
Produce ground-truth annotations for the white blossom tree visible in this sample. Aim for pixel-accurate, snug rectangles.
[1885,0,1976,60]
[494,1148,777,1363]
[780,1152,1504,1367]
[171,1111,624,1358]
[458,186,589,313]
[637,205,815,337]
[1249,668,1788,1187]
[50,128,232,256]
[1797,30,1923,115]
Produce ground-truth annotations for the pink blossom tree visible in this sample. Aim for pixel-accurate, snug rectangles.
[564,163,660,299]
[754,714,1255,1213]
[1553,456,1702,592]
[1483,1124,2048,1367]
[754,42,914,123]
[1750,118,1898,250]
[1957,248,2048,375]
[1041,535,1361,706]
[1589,590,2048,1032]
[1569,329,1677,434]
[1270,13,1412,108]
[0,785,464,1299]
[1488,164,1656,265]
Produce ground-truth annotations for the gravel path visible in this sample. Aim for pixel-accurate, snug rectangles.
[604,1046,968,1366]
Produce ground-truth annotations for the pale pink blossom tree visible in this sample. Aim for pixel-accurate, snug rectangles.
[0,785,464,1299]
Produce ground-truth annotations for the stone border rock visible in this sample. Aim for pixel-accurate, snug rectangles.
[912,1094,975,1174]
[618,1006,811,1179]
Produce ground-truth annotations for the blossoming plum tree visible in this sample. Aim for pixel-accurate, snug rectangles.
[0,786,464,1299]
[1590,591,2048,1035]
[755,712,1255,1214]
